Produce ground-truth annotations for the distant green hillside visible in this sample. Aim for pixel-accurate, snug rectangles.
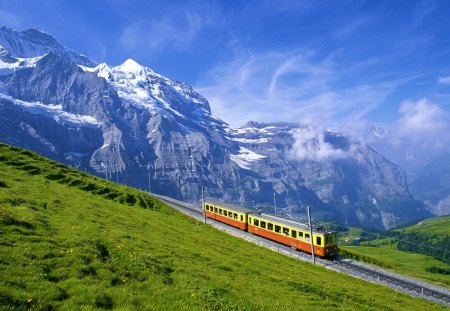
[0,143,445,310]
[402,216,450,236]
[339,216,450,289]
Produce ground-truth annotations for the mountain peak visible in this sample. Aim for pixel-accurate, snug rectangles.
[118,58,144,72]
[21,28,57,44]
[0,25,95,67]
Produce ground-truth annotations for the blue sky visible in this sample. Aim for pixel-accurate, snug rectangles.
[1,0,450,132]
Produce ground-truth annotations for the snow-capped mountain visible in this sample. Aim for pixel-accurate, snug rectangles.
[0,27,431,229]
[0,26,94,66]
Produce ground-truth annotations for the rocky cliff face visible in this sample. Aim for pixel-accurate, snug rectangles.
[0,27,430,229]
[228,122,427,229]
[408,153,450,216]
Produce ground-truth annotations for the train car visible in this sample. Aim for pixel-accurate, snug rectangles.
[203,200,254,230]
[248,213,337,258]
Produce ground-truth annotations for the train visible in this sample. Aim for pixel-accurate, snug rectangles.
[202,200,338,258]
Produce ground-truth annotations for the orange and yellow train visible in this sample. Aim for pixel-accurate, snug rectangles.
[203,200,338,258]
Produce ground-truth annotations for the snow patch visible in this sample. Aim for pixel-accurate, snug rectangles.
[0,54,45,76]
[231,137,270,144]
[230,147,266,170]
[0,93,101,127]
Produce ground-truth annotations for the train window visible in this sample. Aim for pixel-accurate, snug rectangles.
[283,227,289,236]
[219,209,223,215]
[305,234,310,242]
[240,215,243,221]
[268,223,274,231]
[249,217,252,222]
[260,221,266,229]
[214,207,218,213]
[254,219,259,226]
[299,232,304,240]
[228,211,233,218]
[292,231,297,238]
[233,213,238,219]
[274,225,280,233]
[316,236,322,246]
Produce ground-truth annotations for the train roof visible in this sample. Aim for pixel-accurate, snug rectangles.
[204,200,254,214]
[254,213,335,235]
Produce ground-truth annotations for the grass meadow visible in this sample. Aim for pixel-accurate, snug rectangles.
[0,143,446,310]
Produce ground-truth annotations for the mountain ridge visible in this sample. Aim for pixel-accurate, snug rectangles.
[0,26,431,229]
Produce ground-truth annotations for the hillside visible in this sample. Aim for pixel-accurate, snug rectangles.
[402,216,450,236]
[0,143,444,310]
[339,217,450,289]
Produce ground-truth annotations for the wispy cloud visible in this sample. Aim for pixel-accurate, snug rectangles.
[438,76,450,84]
[0,10,21,28]
[197,50,402,127]
[120,7,215,53]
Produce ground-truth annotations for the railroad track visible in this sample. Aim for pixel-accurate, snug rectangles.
[154,194,450,307]
[335,259,450,306]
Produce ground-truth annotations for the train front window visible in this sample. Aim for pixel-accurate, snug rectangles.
[260,221,266,229]
[283,227,289,236]
[274,225,280,233]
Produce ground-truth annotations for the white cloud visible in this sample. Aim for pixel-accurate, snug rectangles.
[438,76,450,85]
[396,98,450,149]
[288,117,358,162]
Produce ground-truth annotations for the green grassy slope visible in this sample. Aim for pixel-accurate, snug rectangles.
[0,143,445,310]
[339,216,450,289]
[341,244,450,289]
[402,216,450,236]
